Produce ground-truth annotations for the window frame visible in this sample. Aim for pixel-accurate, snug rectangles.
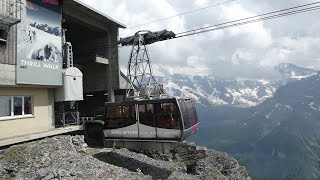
[0,96,33,121]
[155,102,181,130]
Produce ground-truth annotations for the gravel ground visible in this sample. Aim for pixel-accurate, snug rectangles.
[0,135,250,180]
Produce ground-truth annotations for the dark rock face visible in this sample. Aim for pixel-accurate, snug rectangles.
[0,135,251,180]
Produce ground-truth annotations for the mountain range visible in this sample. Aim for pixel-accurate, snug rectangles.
[158,63,320,179]
[159,63,317,108]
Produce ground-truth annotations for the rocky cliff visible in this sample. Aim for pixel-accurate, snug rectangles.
[0,135,250,180]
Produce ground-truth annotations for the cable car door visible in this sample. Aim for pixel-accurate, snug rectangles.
[138,103,157,139]
[155,102,182,140]
[121,105,139,139]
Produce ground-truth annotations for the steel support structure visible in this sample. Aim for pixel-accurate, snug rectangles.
[126,31,164,99]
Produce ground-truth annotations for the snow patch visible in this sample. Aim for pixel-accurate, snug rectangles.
[309,102,320,111]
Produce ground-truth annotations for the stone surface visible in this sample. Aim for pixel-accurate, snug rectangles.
[0,135,251,180]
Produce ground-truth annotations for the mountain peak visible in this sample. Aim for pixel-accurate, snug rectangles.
[274,63,317,80]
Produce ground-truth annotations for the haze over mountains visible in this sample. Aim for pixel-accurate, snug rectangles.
[159,63,317,108]
[159,63,320,179]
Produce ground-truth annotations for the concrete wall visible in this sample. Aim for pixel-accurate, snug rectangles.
[47,89,55,129]
[0,63,15,85]
[0,87,50,139]
[0,0,17,65]
[0,0,18,86]
[63,3,121,90]
[108,26,120,90]
[0,25,16,65]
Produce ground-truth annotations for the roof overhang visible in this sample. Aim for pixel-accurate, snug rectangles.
[63,0,126,29]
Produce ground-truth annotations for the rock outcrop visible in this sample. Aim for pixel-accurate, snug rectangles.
[0,135,250,180]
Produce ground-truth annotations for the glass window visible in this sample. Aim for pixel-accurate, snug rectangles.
[180,100,191,129]
[190,102,198,125]
[122,105,136,127]
[0,96,33,119]
[181,100,198,129]
[24,96,32,115]
[0,96,11,117]
[139,104,155,127]
[13,97,22,116]
[155,102,181,129]
[105,106,123,129]
[105,105,136,129]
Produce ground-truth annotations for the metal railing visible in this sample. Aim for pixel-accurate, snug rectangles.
[0,0,22,29]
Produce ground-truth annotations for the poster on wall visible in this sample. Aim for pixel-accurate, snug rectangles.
[16,0,62,85]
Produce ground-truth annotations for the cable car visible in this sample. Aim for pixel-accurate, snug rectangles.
[84,30,198,150]
[84,97,199,150]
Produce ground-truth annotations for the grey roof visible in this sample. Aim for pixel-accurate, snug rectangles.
[69,0,126,28]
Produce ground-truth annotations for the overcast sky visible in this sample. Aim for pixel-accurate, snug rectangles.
[80,0,320,80]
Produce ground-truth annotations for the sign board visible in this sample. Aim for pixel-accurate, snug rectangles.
[16,0,62,85]
[95,56,109,64]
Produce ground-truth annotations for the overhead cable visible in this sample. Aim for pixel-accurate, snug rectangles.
[105,1,320,48]
[125,0,237,29]
[174,4,320,39]
[175,1,320,36]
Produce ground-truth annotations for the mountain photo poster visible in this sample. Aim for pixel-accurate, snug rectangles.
[16,0,62,85]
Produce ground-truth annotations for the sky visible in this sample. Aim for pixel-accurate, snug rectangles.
[80,0,320,80]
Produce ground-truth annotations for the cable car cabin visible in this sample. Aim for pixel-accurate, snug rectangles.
[90,97,199,151]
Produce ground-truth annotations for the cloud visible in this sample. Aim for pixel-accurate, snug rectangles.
[220,3,273,47]
[80,0,320,80]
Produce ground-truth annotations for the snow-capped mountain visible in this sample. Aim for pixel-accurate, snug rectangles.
[157,63,318,108]
[190,69,320,178]
[29,22,62,36]
[274,63,317,80]
[158,75,279,107]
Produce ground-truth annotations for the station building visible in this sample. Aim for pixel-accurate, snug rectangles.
[0,0,127,146]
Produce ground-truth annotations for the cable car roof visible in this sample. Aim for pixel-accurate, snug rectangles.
[105,96,195,106]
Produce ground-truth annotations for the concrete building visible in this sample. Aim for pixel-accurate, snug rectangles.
[0,0,127,146]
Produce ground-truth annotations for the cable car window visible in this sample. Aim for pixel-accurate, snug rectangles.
[155,102,180,129]
[182,100,198,129]
[105,106,122,129]
[190,102,198,124]
[139,104,155,127]
[122,105,136,127]
[180,100,190,129]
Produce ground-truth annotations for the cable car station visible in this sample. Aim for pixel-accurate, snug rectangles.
[0,0,199,150]
[0,0,127,146]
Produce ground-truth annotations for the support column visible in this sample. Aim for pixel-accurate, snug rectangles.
[107,64,115,102]
[48,88,55,129]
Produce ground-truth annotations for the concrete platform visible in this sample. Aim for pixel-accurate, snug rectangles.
[0,125,83,147]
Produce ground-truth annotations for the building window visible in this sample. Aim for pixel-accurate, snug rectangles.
[0,96,33,119]
[0,97,11,117]
[0,29,7,42]
[14,97,23,115]
[24,96,32,115]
